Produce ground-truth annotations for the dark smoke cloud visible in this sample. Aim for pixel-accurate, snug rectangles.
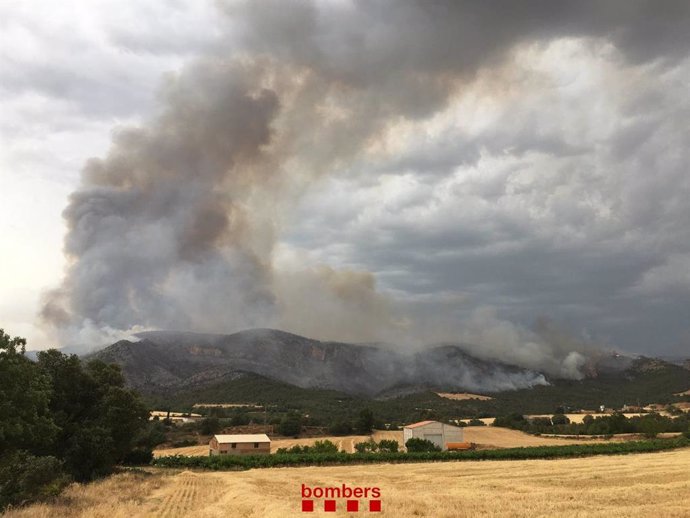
[43,1,690,376]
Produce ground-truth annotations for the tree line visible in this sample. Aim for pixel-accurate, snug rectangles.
[493,412,690,437]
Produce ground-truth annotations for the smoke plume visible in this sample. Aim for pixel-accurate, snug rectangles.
[42,1,690,378]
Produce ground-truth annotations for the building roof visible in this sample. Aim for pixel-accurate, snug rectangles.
[213,434,271,443]
[404,420,463,430]
[404,420,437,429]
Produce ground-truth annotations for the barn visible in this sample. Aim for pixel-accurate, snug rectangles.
[209,434,271,456]
[403,420,464,451]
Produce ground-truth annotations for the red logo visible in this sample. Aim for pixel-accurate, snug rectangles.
[301,483,382,512]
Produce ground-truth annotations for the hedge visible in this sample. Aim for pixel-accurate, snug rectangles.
[152,437,689,470]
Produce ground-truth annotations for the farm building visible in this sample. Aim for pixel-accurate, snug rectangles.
[403,420,463,451]
[209,434,271,456]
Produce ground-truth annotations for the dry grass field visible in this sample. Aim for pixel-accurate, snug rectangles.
[7,447,690,517]
[153,427,646,457]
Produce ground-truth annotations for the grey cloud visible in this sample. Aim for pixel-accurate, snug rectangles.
[38,0,690,372]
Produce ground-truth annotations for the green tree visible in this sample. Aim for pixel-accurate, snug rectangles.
[64,426,115,481]
[0,331,67,510]
[551,414,571,426]
[638,415,662,438]
[278,412,302,437]
[36,349,149,481]
[230,412,250,426]
[0,330,57,454]
[355,408,374,434]
[200,417,222,435]
[327,420,353,436]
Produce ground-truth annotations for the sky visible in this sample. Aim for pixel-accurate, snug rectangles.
[1,1,689,367]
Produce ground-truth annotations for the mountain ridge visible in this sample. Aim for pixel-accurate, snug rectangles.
[90,328,551,396]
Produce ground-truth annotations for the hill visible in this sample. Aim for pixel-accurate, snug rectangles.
[89,329,689,420]
[90,328,548,396]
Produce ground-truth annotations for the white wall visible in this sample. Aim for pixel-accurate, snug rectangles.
[403,422,464,450]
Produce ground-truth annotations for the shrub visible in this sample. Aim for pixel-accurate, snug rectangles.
[355,409,374,434]
[0,451,69,510]
[354,440,378,453]
[122,448,154,465]
[200,417,222,435]
[551,414,570,425]
[275,440,339,455]
[493,413,526,429]
[171,439,197,448]
[405,438,441,452]
[311,440,339,454]
[327,420,353,436]
[278,412,302,437]
[230,413,250,426]
[378,439,399,452]
[468,419,486,427]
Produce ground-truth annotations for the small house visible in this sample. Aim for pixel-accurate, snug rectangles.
[403,420,463,451]
[209,434,271,456]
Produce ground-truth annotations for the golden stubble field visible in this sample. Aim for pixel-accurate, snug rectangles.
[6,447,690,518]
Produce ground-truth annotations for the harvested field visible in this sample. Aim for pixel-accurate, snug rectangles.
[435,392,493,401]
[8,448,690,517]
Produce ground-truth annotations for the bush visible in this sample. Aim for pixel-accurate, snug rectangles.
[275,440,339,455]
[378,439,399,452]
[0,451,69,510]
[200,417,222,436]
[493,413,526,429]
[468,419,486,427]
[311,440,339,454]
[230,413,251,426]
[278,412,302,437]
[405,438,441,452]
[354,440,378,453]
[171,439,198,448]
[355,409,374,434]
[122,448,154,465]
[551,414,570,425]
[327,420,353,436]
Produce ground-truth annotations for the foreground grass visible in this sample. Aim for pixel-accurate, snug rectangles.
[6,447,690,517]
[152,437,689,470]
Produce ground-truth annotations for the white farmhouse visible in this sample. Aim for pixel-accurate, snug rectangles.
[403,420,464,451]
